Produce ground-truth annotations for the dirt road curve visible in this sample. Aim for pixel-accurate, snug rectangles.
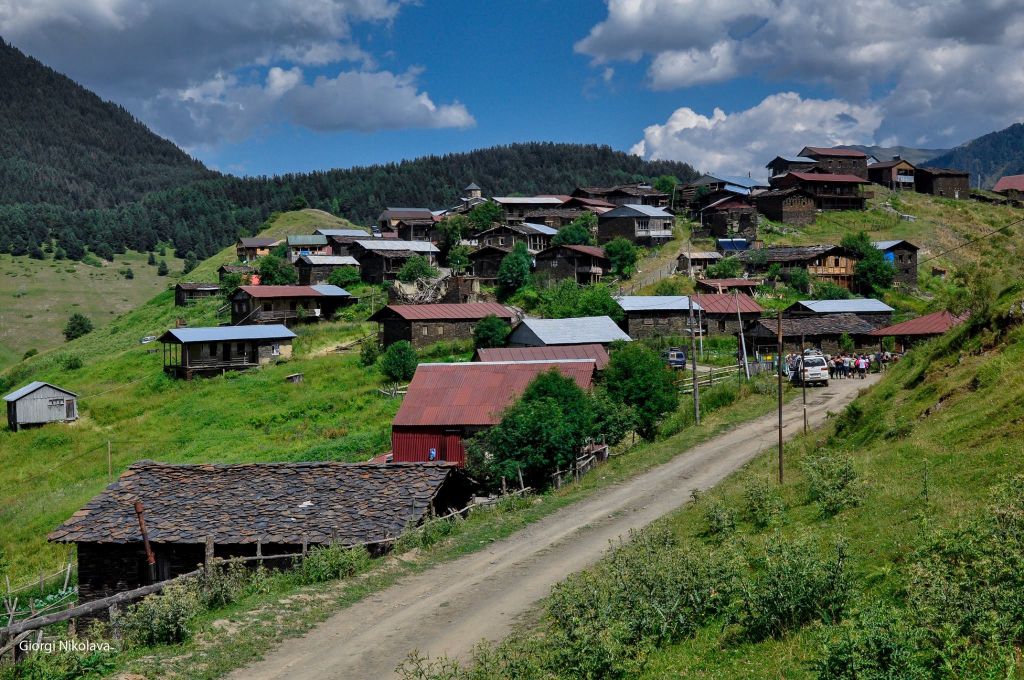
[232,375,878,680]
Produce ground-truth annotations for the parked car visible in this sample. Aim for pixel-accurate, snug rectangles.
[791,354,829,386]
[663,347,688,369]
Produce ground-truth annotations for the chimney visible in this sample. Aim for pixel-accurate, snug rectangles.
[892,155,901,161]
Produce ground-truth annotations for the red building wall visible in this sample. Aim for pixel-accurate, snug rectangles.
[391,427,467,466]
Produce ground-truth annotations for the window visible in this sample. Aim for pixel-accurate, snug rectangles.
[48,398,65,407]
[208,343,217,355]
[422,327,429,336]
[636,218,650,232]
[271,343,281,356]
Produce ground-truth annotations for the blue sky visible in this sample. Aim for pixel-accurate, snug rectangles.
[3,1,1023,177]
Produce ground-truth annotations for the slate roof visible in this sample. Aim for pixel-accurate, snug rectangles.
[158,325,296,344]
[600,204,673,218]
[783,171,868,184]
[237,285,350,299]
[353,240,439,253]
[474,344,610,370]
[788,299,894,314]
[868,310,968,337]
[380,208,434,221]
[238,237,281,248]
[692,293,764,315]
[509,316,631,346]
[616,296,702,313]
[748,314,878,337]
[297,255,360,267]
[370,302,513,322]
[523,208,586,219]
[919,167,969,177]
[737,244,844,263]
[218,264,256,274]
[286,234,329,246]
[994,175,1024,193]
[48,461,463,545]
[702,196,754,211]
[800,146,868,158]
[393,361,596,427]
[576,183,667,197]
[464,182,481,191]
[679,251,722,260]
[873,240,918,252]
[4,381,77,402]
[767,155,817,166]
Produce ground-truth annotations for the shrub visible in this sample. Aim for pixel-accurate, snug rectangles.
[397,255,439,283]
[472,314,510,349]
[603,342,679,440]
[802,449,861,516]
[115,582,202,646]
[703,498,737,537]
[378,341,418,382]
[732,533,850,641]
[497,243,532,299]
[604,237,638,278]
[257,254,296,285]
[551,215,596,246]
[743,478,784,529]
[705,256,742,279]
[327,266,361,288]
[535,280,623,322]
[60,353,84,371]
[359,340,380,367]
[63,313,93,341]
[589,388,637,446]
[196,561,250,609]
[395,516,462,554]
[22,348,37,360]
[297,544,372,584]
[813,605,929,680]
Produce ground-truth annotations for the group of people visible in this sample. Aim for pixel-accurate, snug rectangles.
[827,353,872,379]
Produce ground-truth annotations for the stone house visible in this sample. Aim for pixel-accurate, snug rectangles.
[916,167,970,198]
[597,204,674,244]
[873,239,919,286]
[368,302,515,348]
[615,296,701,339]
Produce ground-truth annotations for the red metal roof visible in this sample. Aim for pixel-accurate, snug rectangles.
[994,174,1024,193]
[562,245,607,259]
[787,171,868,184]
[474,344,610,369]
[393,361,596,427]
[693,293,764,314]
[869,310,967,337]
[239,285,319,298]
[371,302,513,322]
[802,146,867,158]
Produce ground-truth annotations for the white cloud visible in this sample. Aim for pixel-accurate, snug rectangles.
[632,92,882,178]
[0,0,475,146]
[581,0,1024,148]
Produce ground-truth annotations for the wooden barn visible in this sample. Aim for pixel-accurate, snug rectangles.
[533,244,609,284]
[765,155,817,179]
[572,183,670,208]
[467,246,509,281]
[993,174,1024,200]
[615,296,701,339]
[369,302,515,348]
[391,360,596,466]
[348,240,439,283]
[868,310,968,352]
[174,282,220,306]
[231,285,352,325]
[159,325,296,379]
[491,196,565,223]
[769,172,869,211]
[916,167,970,199]
[4,382,78,432]
[48,461,470,602]
[378,208,435,232]
[738,245,859,289]
[596,204,674,244]
[296,255,360,285]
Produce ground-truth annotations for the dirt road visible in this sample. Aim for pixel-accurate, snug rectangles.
[232,375,878,680]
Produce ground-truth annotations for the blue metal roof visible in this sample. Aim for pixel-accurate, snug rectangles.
[309,284,351,297]
[717,238,751,252]
[4,381,77,402]
[160,325,297,344]
[723,184,753,195]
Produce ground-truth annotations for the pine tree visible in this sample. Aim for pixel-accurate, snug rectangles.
[157,259,169,276]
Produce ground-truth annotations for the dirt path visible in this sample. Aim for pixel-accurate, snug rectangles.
[231,375,878,680]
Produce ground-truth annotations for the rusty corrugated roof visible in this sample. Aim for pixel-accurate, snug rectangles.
[693,293,764,314]
[474,344,609,369]
[994,175,1024,193]
[393,361,596,427]
[370,302,514,322]
[869,310,967,337]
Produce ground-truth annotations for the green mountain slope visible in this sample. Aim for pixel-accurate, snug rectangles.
[926,122,1024,188]
[0,39,211,209]
[841,144,950,166]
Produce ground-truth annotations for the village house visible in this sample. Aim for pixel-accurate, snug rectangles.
[4,382,78,432]
[474,343,610,370]
[797,146,869,179]
[597,204,675,244]
[491,196,565,223]
[867,157,917,190]
[765,155,818,178]
[314,228,372,256]
[993,174,1024,200]
[615,296,701,339]
[235,237,281,263]
[217,264,257,283]
[742,314,878,355]
[285,234,330,262]
[467,245,509,281]
[692,293,764,336]
[158,325,296,379]
[533,244,609,284]
[558,196,617,213]
[754,187,817,225]
[174,282,220,306]
[508,316,631,347]
[378,208,435,233]
[391,360,597,465]
[678,174,766,214]
[738,245,859,289]
[874,239,919,286]
[230,285,352,325]
[475,222,557,253]
[522,208,588,229]
[916,167,970,198]
[295,255,360,285]
[677,250,722,276]
[784,298,894,327]
[572,183,670,208]
[695,278,763,294]
[699,195,758,238]
[369,302,515,348]
[348,239,439,283]
[868,310,968,352]
[48,461,469,602]
[395,217,440,243]
[769,172,869,211]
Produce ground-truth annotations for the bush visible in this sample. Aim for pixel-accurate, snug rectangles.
[604,237,639,278]
[257,254,296,285]
[327,266,361,288]
[196,561,250,609]
[705,256,742,279]
[497,243,532,299]
[703,498,737,537]
[812,280,852,300]
[378,340,418,382]
[603,342,679,440]
[802,449,861,516]
[472,314,510,349]
[60,353,83,371]
[122,267,134,279]
[397,255,440,283]
[359,340,380,367]
[551,215,596,246]
[62,313,93,341]
[395,516,462,553]
[590,388,637,446]
[732,533,850,641]
[743,478,784,529]
[297,544,372,584]
[535,280,624,322]
[115,582,202,646]
[22,348,37,360]
[813,605,929,680]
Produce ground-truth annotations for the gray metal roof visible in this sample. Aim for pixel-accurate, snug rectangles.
[309,284,352,297]
[793,299,895,314]
[616,296,703,312]
[160,325,297,344]
[491,196,564,205]
[512,316,631,345]
[287,234,328,246]
[298,255,360,266]
[520,222,559,235]
[314,229,370,238]
[873,240,917,251]
[4,381,78,402]
[601,204,673,218]
[354,239,439,253]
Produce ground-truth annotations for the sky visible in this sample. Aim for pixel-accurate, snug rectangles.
[2,0,1024,178]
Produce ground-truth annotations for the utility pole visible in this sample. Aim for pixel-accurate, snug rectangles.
[776,312,784,484]
[735,289,750,380]
[688,295,700,425]
[800,350,808,433]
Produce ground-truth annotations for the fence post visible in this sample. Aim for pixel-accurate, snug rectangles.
[204,536,215,572]
[301,535,308,558]
[256,539,262,559]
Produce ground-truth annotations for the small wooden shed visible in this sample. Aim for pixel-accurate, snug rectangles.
[4,381,79,432]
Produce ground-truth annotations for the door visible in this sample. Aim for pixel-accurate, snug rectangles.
[65,399,75,420]
[222,343,230,362]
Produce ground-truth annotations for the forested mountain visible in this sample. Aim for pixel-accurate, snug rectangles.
[927,122,1024,188]
[0,142,697,262]
[0,39,211,209]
